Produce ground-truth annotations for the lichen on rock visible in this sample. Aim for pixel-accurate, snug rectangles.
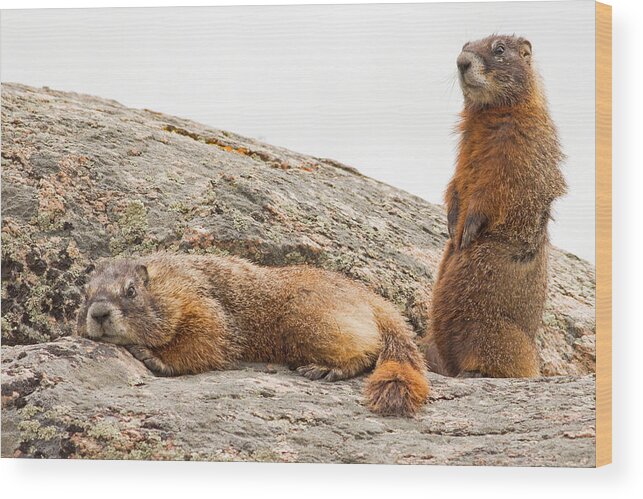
[1,83,595,376]
[1,338,596,465]
[0,83,597,465]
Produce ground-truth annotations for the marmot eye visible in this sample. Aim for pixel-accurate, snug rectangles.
[494,44,505,56]
[126,285,136,298]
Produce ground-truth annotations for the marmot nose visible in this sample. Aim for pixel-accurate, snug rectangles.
[90,303,111,324]
[457,53,472,74]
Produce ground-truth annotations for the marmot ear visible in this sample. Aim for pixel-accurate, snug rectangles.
[519,39,532,63]
[135,264,149,286]
[90,259,109,275]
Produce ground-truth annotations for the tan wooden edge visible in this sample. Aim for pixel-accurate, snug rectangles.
[595,1,612,468]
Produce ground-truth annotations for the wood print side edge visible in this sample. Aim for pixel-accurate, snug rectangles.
[595,0,612,468]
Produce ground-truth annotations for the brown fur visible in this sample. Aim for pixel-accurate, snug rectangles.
[419,35,567,378]
[77,253,429,416]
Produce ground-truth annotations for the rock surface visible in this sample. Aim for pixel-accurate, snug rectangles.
[1,338,596,466]
[1,83,595,375]
[1,83,596,465]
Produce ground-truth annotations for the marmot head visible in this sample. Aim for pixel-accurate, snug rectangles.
[76,259,169,347]
[457,34,535,108]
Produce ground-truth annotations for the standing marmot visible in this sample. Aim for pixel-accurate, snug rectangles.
[77,253,429,416]
[420,35,567,378]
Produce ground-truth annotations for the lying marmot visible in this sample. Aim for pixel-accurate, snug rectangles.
[420,35,567,378]
[77,253,429,416]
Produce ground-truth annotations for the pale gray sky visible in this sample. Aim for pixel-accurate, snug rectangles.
[0,1,595,262]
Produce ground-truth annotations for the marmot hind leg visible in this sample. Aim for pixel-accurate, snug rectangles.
[457,320,540,378]
[418,331,449,376]
[296,356,375,382]
[285,305,381,382]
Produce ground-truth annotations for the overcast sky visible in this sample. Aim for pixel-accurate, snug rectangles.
[1,1,595,262]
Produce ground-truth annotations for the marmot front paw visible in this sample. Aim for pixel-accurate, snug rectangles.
[126,345,174,377]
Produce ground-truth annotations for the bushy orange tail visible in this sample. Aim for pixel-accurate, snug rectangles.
[364,312,429,417]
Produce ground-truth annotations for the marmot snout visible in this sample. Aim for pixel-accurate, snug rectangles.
[457,35,534,108]
[82,260,165,346]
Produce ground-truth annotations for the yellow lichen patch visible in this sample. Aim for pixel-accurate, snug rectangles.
[36,178,66,230]
[181,226,215,250]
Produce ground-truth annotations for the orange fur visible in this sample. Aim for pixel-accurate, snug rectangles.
[78,253,429,417]
[420,35,566,378]
[365,361,429,417]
